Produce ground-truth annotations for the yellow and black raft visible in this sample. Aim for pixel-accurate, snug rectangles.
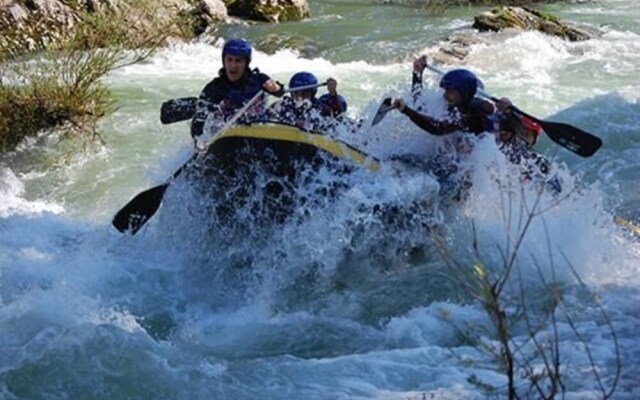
[188,123,380,225]
[112,123,378,234]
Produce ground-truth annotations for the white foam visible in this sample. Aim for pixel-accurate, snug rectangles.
[2,9,640,398]
[0,169,64,217]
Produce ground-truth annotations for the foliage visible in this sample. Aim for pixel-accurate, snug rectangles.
[0,1,177,152]
[431,174,621,399]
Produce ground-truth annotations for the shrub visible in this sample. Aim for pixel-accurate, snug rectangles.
[431,175,620,399]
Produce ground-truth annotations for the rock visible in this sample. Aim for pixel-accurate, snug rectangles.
[227,0,310,23]
[184,0,229,36]
[1,0,80,56]
[6,0,78,27]
[1,0,229,58]
[77,0,118,13]
[256,33,320,58]
[200,0,228,20]
[430,30,484,65]
[473,6,593,41]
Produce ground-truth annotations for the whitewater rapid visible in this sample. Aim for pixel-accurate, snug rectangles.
[2,5,640,399]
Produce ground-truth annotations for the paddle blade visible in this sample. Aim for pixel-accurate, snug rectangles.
[371,98,393,127]
[112,184,169,234]
[160,97,197,125]
[538,120,602,157]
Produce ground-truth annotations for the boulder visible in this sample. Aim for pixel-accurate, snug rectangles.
[1,0,80,56]
[200,0,228,21]
[430,30,484,65]
[256,33,319,58]
[473,6,592,41]
[1,0,229,58]
[227,0,309,23]
[182,0,229,36]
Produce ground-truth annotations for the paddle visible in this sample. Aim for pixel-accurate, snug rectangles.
[159,82,329,125]
[286,81,328,93]
[371,97,394,127]
[112,90,266,234]
[160,97,197,124]
[425,65,602,158]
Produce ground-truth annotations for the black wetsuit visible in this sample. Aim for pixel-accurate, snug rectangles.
[191,68,283,138]
[402,69,493,136]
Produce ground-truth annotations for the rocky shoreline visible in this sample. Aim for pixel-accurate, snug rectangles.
[1,1,597,61]
[0,0,310,59]
[0,0,599,153]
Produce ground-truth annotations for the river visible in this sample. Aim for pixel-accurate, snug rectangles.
[1,1,639,398]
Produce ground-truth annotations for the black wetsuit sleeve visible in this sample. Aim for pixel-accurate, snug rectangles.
[401,105,461,136]
[191,79,224,138]
[255,72,285,97]
[272,81,285,97]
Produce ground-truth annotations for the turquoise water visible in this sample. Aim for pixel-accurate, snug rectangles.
[1,1,639,398]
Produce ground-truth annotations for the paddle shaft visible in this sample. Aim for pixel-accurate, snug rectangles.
[112,90,265,234]
[284,81,328,93]
[200,90,265,149]
[160,82,330,125]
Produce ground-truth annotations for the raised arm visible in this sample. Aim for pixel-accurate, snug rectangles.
[393,98,461,136]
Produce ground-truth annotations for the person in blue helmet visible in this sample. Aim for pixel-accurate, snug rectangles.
[385,56,494,202]
[190,38,284,141]
[267,71,348,131]
[392,55,494,136]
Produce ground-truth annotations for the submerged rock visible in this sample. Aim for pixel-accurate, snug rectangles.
[227,0,310,23]
[256,33,320,58]
[473,6,592,41]
[429,6,599,65]
[430,30,484,65]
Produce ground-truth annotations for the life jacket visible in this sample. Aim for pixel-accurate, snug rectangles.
[456,98,493,134]
[521,116,543,145]
[317,94,348,117]
[191,68,271,137]
[492,112,543,148]
[267,96,326,132]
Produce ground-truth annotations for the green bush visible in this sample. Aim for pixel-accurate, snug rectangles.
[0,50,118,151]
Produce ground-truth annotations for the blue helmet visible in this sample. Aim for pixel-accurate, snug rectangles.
[222,39,252,63]
[289,72,319,96]
[439,69,480,103]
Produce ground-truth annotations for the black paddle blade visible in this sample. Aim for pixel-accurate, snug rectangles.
[371,98,393,127]
[112,183,169,234]
[507,104,603,158]
[539,120,602,158]
[160,97,197,125]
